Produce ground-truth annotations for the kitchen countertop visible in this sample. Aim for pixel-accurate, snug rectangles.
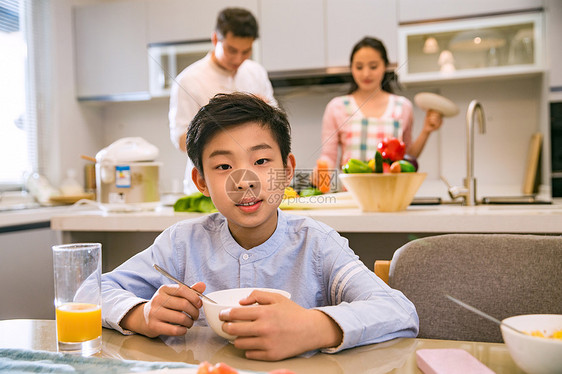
[0,205,92,230]
[50,199,562,234]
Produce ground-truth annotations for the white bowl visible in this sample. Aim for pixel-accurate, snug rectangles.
[501,314,562,374]
[202,287,291,341]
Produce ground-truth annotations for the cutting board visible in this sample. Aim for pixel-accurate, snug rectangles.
[522,132,542,195]
[279,192,358,210]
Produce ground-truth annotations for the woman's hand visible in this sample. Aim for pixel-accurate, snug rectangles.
[310,159,333,190]
[219,290,343,361]
[121,282,206,338]
[422,109,443,133]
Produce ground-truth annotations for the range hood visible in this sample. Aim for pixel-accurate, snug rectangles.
[268,64,397,88]
[268,66,353,88]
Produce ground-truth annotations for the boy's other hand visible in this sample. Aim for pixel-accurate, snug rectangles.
[121,282,206,338]
[219,290,343,361]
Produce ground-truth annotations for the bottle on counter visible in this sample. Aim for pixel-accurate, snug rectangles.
[59,169,84,196]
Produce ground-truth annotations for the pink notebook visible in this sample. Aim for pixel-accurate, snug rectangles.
[416,349,495,374]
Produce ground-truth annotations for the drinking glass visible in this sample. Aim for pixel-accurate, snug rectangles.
[52,243,102,355]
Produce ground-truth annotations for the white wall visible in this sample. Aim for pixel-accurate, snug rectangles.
[47,0,106,187]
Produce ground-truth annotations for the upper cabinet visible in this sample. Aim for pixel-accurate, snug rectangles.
[146,0,259,44]
[74,1,150,101]
[546,0,562,92]
[259,0,398,72]
[398,0,544,23]
[259,0,325,71]
[325,0,398,67]
[397,12,545,84]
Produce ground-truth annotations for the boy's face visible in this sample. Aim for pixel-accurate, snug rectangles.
[193,122,295,245]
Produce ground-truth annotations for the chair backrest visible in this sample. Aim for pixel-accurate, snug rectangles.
[389,234,562,342]
[374,260,391,285]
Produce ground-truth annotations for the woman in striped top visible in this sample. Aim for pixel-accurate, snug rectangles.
[316,37,443,173]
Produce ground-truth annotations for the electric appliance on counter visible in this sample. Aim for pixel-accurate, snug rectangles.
[95,137,162,212]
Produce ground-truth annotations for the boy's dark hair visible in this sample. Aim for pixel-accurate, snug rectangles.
[187,93,291,175]
[215,8,259,39]
[348,36,400,94]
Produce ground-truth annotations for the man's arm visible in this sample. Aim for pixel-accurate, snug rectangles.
[169,77,202,152]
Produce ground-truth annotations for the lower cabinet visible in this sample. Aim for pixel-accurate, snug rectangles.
[0,226,61,319]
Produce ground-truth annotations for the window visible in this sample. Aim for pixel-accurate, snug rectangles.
[0,0,50,190]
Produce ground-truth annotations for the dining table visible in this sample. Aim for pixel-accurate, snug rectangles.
[0,319,523,373]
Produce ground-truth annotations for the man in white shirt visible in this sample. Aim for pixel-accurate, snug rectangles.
[168,7,276,194]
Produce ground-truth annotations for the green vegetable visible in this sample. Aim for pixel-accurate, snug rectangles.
[342,158,372,174]
[397,160,416,173]
[173,192,217,213]
[299,187,323,197]
[374,151,383,173]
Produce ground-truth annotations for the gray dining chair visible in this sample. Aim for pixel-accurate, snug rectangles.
[386,234,562,342]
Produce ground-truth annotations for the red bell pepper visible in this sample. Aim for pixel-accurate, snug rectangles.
[377,138,406,162]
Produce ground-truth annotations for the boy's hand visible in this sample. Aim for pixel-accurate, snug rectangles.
[121,282,206,338]
[219,290,343,361]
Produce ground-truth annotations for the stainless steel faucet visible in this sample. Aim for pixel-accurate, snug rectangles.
[448,100,486,206]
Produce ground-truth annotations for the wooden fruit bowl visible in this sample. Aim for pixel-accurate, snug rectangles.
[338,173,427,212]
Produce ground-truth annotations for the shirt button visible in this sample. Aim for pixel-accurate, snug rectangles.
[242,254,250,260]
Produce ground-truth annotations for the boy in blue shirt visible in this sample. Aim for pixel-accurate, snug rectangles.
[102,93,418,361]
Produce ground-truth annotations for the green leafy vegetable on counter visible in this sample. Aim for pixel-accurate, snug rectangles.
[173,192,217,213]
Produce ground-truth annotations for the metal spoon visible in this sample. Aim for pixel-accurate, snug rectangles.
[445,294,526,335]
[153,264,217,304]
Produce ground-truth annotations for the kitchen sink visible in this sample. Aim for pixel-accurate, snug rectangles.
[480,196,552,205]
[0,191,40,212]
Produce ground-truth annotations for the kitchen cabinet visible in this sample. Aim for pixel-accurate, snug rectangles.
[325,0,398,66]
[146,0,259,44]
[51,203,562,270]
[397,11,545,84]
[398,0,544,24]
[260,0,398,72]
[546,0,562,91]
[0,226,61,319]
[259,0,325,71]
[74,1,150,101]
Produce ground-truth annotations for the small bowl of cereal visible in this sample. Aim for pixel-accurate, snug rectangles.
[202,287,291,341]
[501,314,562,374]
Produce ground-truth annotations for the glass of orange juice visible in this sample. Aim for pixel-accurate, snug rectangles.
[52,243,102,355]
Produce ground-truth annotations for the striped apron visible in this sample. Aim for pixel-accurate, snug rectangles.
[342,96,404,164]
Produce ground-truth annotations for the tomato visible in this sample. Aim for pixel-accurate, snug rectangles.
[197,362,213,374]
[197,362,238,374]
[377,138,406,162]
[212,362,239,374]
[382,162,391,173]
[389,161,401,173]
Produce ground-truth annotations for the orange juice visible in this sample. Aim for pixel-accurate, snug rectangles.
[56,303,101,342]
